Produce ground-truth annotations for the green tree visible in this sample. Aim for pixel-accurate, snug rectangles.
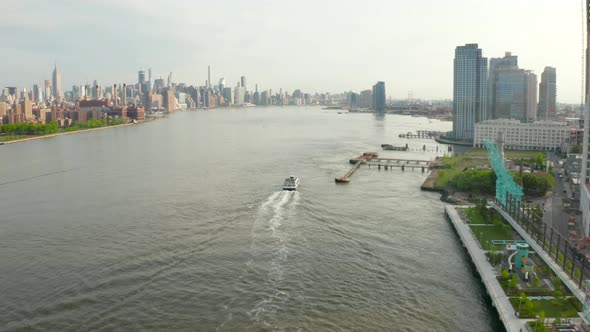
[509,274,519,291]
[501,269,509,280]
[535,153,545,169]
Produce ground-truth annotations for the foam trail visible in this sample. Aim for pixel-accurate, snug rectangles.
[259,191,281,214]
[268,192,291,232]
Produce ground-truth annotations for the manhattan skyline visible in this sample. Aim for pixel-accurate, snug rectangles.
[0,0,583,103]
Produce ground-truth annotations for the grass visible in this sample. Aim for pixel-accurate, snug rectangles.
[0,135,27,142]
[509,298,580,318]
[469,224,513,247]
[464,148,543,160]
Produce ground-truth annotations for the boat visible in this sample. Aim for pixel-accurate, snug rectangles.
[282,176,300,191]
[335,176,350,183]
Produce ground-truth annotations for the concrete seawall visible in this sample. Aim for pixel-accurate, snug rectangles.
[445,205,528,332]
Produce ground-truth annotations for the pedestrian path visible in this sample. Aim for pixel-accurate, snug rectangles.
[446,205,527,332]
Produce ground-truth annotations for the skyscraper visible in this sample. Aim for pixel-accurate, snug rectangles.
[208,65,211,89]
[240,76,247,90]
[494,67,537,122]
[488,52,518,119]
[371,81,386,112]
[32,84,40,103]
[44,80,51,102]
[452,43,488,141]
[138,70,146,85]
[52,63,62,100]
[538,67,556,121]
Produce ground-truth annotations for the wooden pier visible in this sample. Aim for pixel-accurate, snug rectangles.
[398,130,446,139]
[336,153,432,183]
[365,158,430,171]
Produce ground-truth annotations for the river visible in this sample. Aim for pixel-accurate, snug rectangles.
[0,106,503,331]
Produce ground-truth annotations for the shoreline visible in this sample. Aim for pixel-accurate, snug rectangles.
[0,122,138,145]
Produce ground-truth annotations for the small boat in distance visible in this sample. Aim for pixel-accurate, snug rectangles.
[283,176,300,191]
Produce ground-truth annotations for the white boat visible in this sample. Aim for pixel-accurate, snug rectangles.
[282,176,300,191]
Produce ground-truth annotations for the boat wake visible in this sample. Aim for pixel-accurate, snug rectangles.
[248,190,300,327]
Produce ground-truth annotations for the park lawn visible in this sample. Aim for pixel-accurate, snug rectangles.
[464,207,487,224]
[469,224,513,248]
[0,135,27,142]
[509,298,580,318]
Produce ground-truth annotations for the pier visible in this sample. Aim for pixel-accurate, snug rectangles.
[398,130,446,139]
[381,144,408,151]
[336,153,432,183]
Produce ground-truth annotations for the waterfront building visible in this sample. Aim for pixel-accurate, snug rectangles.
[474,119,569,151]
[223,87,233,105]
[488,52,518,119]
[52,64,62,100]
[538,66,557,121]
[234,85,245,105]
[360,90,372,109]
[452,44,488,141]
[164,87,176,112]
[371,81,386,112]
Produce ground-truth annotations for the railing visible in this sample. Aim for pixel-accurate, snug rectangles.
[496,193,588,289]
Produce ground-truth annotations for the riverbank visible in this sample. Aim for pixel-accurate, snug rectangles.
[446,204,530,332]
[0,122,136,145]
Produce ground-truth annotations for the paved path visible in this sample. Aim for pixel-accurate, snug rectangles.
[446,205,527,332]
[490,202,585,303]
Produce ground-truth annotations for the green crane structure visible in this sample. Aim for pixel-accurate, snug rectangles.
[484,140,523,207]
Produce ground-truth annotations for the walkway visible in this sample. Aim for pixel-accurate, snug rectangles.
[490,202,585,303]
[445,205,527,332]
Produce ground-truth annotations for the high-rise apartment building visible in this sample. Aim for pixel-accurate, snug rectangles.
[494,67,537,122]
[488,52,518,119]
[452,44,488,140]
[538,67,557,121]
[52,64,62,100]
[360,90,372,109]
[371,81,386,112]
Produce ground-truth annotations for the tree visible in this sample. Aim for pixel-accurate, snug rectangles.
[535,153,545,169]
[501,269,510,280]
[509,274,519,293]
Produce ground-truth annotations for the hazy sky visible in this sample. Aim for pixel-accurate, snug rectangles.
[0,0,583,102]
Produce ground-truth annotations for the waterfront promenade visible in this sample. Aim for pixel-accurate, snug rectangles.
[446,205,528,332]
[490,202,585,303]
